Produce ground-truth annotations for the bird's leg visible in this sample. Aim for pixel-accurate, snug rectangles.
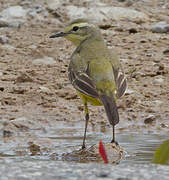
[82,102,89,149]
[111,125,115,142]
[111,125,118,145]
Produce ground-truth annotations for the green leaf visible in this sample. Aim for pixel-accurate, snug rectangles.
[152,139,169,165]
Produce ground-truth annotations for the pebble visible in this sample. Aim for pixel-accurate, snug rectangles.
[125,89,134,95]
[15,73,33,83]
[0,6,27,19]
[125,0,134,7]
[39,86,51,93]
[153,100,163,106]
[163,46,169,54]
[0,35,9,44]
[152,78,164,84]
[0,87,4,91]
[152,21,169,33]
[120,58,128,63]
[153,59,160,63]
[1,44,15,51]
[128,28,138,34]
[66,6,86,21]
[46,0,62,11]
[66,6,148,23]
[92,6,148,21]
[0,72,3,76]
[8,21,24,28]
[28,10,37,18]
[0,19,9,27]
[28,6,48,19]
[0,6,27,28]
[32,57,56,65]
[34,6,44,13]
[28,45,37,49]
[160,123,169,128]
[144,115,156,124]
[146,53,152,57]
[96,171,109,177]
[132,72,144,78]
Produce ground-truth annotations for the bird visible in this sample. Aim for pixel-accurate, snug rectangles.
[50,19,127,149]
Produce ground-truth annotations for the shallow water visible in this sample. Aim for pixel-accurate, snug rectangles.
[1,120,166,164]
[0,120,169,179]
[46,121,168,164]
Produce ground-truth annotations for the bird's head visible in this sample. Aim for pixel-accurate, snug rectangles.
[50,19,101,46]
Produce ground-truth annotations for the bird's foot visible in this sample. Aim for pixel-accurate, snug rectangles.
[81,144,86,150]
[111,140,119,146]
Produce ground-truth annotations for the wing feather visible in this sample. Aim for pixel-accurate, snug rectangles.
[113,67,127,98]
[68,68,99,98]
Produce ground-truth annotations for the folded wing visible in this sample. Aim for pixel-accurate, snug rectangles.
[68,67,99,98]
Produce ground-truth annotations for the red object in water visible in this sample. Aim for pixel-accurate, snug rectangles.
[99,140,109,164]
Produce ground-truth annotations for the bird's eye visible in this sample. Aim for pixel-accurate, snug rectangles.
[73,26,79,31]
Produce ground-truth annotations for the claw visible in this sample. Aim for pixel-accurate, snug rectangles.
[111,140,119,146]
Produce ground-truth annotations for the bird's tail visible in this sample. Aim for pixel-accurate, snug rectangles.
[99,93,119,126]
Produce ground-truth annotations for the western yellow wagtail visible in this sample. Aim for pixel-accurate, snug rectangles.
[50,19,127,149]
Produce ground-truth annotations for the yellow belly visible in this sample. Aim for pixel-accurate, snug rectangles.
[77,91,102,106]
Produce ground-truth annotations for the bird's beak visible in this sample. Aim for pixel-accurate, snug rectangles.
[49,32,67,38]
